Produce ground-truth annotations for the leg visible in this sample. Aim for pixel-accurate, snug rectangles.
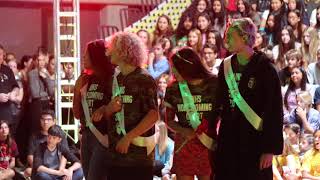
[108,166,153,180]
[72,168,84,180]
[0,169,15,180]
[34,172,55,180]
[80,129,98,179]
[87,144,110,180]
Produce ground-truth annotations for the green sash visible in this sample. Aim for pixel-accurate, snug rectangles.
[223,55,263,131]
[178,81,215,150]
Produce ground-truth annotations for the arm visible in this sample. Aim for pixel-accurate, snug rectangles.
[9,157,15,169]
[59,156,67,170]
[166,107,194,138]
[261,63,284,155]
[148,58,169,79]
[27,155,33,167]
[302,171,320,180]
[37,165,63,176]
[28,70,41,99]
[126,109,158,139]
[116,109,159,154]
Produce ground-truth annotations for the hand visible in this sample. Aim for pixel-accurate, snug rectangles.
[116,134,133,154]
[91,105,107,122]
[62,169,73,180]
[0,93,9,103]
[39,68,48,78]
[107,96,122,114]
[296,107,307,119]
[259,153,273,170]
[181,128,196,141]
[162,174,170,180]
[148,52,155,65]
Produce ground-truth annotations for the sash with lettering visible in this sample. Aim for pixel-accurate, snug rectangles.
[178,81,216,151]
[80,84,110,148]
[112,72,157,155]
[223,55,263,131]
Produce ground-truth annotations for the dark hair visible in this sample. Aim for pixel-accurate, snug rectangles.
[0,44,4,50]
[0,120,13,154]
[278,25,296,67]
[288,9,303,40]
[87,39,115,80]
[206,28,225,52]
[171,48,212,80]
[254,30,268,50]
[175,11,196,40]
[153,15,174,43]
[48,125,64,138]
[237,0,251,17]
[37,46,48,55]
[41,109,55,119]
[210,0,227,27]
[284,67,307,110]
[197,12,212,33]
[18,55,33,70]
[316,6,320,29]
[203,43,218,53]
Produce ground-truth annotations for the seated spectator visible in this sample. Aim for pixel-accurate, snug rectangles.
[0,120,18,180]
[302,130,320,178]
[206,28,226,58]
[32,125,83,180]
[5,52,16,64]
[148,38,170,79]
[272,26,302,70]
[299,134,314,158]
[153,121,174,180]
[314,86,320,111]
[278,49,303,86]
[24,110,68,178]
[201,43,222,76]
[273,123,302,180]
[282,67,318,120]
[307,48,320,85]
[288,91,320,134]
[187,28,203,54]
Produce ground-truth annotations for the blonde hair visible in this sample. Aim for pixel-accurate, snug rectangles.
[285,49,302,67]
[187,28,203,54]
[108,32,147,67]
[157,121,168,156]
[309,28,320,63]
[301,27,315,64]
[297,91,312,106]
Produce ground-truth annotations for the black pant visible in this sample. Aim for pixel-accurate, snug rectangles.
[107,165,153,180]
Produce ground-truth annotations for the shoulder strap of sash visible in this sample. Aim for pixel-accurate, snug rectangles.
[81,90,109,148]
[223,55,263,131]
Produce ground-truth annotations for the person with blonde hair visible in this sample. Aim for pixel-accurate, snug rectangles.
[301,130,320,178]
[288,91,320,134]
[103,31,159,180]
[153,121,174,180]
[187,28,203,54]
[215,18,283,180]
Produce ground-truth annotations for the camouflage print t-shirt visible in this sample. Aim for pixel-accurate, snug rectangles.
[108,67,158,167]
[164,77,218,130]
[82,75,112,134]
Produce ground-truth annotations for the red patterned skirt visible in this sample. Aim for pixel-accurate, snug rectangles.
[172,134,212,176]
